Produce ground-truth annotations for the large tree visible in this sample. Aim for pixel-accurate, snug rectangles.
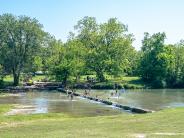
[166,41,184,87]
[0,14,45,85]
[44,37,64,81]
[174,41,184,86]
[140,32,172,87]
[46,36,86,86]
[75,17,134,82]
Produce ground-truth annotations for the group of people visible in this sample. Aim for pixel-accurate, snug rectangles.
[110,83,126,98]
[65,83,125,101]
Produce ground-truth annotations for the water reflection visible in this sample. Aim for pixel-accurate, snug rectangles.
[33,98,48,113]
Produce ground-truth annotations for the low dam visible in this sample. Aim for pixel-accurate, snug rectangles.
[57,88,154,114]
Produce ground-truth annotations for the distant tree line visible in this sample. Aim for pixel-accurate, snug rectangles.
[0,13,184,88]
[140,33,184,88]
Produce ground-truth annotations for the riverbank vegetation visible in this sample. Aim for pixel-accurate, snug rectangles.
[1,75,145,89]
[0,104,183,138]
[1,14,184,88]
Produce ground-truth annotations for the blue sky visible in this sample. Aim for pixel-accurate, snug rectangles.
[0,0,184,50]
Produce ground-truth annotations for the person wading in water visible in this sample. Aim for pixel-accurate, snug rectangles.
[114,83,118,95]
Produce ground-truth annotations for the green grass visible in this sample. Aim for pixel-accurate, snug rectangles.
[32,75,48,81]
[0,104,70,124]
[0,104,183,138]
[2,74,146,89]
[5,74,49,82]
[3,75,13,82]
[71,75,145,89]
[91,76,145,89]
[2,75,48,85]
[0,104,13,114]
[0,75,14,88]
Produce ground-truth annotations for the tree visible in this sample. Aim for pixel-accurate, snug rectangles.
[65,38,86,82]
[46,36,86,86]
[0,14,45,85]
[166,41,184,87]
[75,17,134,82]
[32,56,43,73]
[0,64,4,81]
[140,32,172,87]
[128,50,142,76]
[174,41,184,85]
[44,37,64,80]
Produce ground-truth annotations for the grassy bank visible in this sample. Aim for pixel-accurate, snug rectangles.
[71,75,146,89]
[1,75,145,89]
[0,104,183,138]
[91,76,145,89]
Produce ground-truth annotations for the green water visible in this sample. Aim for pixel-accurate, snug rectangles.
[77,89,184,111]
[0,90,123,116]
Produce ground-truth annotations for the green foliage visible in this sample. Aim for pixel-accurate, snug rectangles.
[0,14,45,85]
[166,41,184,87]
[32,56,43,73]
[0,65,4,85]
[52,61,71,85]
[140,33,184,88]
[140,32,168,88]
[65,39,86,82]
[75,17,135,82]
[0,64,4,80]
[46,36,86,85]
[2,14,184,88]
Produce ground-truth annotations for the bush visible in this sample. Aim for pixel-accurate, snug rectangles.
[151,79,166,88]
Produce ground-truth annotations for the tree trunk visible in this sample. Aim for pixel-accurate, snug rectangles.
[62,74,68,87]
[96,71,105,82]
[13,72,20,86]
[75,75,80,83]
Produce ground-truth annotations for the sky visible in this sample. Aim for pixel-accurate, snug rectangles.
[0,0,184,50]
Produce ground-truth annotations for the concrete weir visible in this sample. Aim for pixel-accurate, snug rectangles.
[57,88,154,114]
